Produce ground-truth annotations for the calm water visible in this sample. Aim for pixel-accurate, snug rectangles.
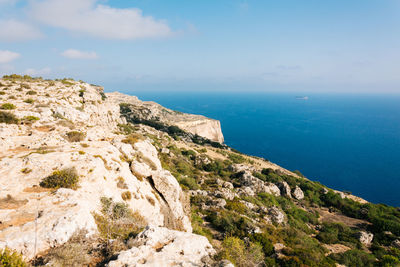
[126,91,400,206]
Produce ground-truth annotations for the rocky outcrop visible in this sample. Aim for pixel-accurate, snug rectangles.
[107,92,224,143]
[358,231,374,246]
[264,206,286,225]
[0,79,194,259]
[292,186,304,200]
[278,181,292,198]
[237,171,281,196]
[107,226,215,267]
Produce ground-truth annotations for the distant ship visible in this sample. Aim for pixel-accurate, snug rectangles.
[295,96,309,100]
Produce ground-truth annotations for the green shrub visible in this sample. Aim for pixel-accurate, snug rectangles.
[221,236,264,267]
[26,90,37,95]
[0,248,27,267]
[20,83,30,89]
[178,176,199,190]
[23,116,39,121]
[40,167,79,189]
[207,210,253,237]
[122,133,144,146]
[23,98,34,104]
[118,123,136,135]
[93,197,146,240]
[0,91,5,95]
[330,249,375,267]
[228,152,246,164]
[66,131,86,142]
[0,103,16,110]
[0,111,18,124]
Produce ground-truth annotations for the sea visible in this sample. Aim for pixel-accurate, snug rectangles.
[127,91,400,207]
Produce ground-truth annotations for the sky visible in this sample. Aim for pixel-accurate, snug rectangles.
[0,0,400,93]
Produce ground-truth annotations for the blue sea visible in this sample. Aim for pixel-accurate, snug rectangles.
[128,91,400,206]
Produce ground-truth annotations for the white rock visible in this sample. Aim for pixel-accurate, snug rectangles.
[292,186,304,200]
[107,226,215,267]
[358,231,373,246]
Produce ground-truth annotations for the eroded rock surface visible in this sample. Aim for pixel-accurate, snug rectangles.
[107,226,215,267]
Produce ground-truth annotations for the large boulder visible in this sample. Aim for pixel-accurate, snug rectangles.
[292,186,304,200]
[266,206,286,225]
[277,181,292,198]
[107,226,215,267]
[358,231,374,246]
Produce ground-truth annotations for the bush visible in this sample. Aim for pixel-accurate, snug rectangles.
[0,248,26,267]
[122,133,144,146]
[23,98,34,104]
[66,131,86,142]
[330,249,375,267]
[0,103,16,110]
[40,167,79,189]
[228,153,246,164]
[121,191,132,201]
[221,236,264,267]
[26,90,37,95]
[0,111,18,124]
[93,197,147,240]
[40,230,92,267]
[23,116,39,122]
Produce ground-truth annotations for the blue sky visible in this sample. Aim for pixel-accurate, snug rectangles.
[0,0,399,93]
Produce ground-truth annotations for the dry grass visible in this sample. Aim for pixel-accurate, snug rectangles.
[121,191,132,201]
[34,125,55,132]
[0,211,35,230]
[65,131,86,142]
[116,177,128,189]
[316,207,371,228]
[0,195,28,209]
[23,186,52,193]
[122,133,144,146]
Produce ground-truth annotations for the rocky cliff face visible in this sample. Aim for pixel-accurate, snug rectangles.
[1,76,399,267]
[107,92,224,143]
[0,77,214,265]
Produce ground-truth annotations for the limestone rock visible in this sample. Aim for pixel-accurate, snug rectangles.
[109,92,224,143]
[278,181,292,198]
[292,186,304,200]
[107,226,215,267]
[358,231,374,246]
[213,188,236,200]
[266,206,286,225]
[393,239,400,249]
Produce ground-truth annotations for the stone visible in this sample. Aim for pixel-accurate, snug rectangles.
[211,198,227,209]
[267,206,286,225]
[393,239,400,248]
[218,259,235,267]
[214,188,236,200]
[292,186,304,200]
[264,182,281,196]
[358,231,373,246]
[107,226,215,267]
[278,181,292,198]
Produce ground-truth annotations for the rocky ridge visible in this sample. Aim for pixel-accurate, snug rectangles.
[1,76,400,267]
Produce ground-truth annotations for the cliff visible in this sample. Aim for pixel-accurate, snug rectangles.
[0,76,399,266]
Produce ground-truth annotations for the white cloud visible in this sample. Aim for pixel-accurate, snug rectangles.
[0,50,20,64]
[30,0,172,40]
[0,19,42,41]
[61,49,98,59]
[24,67,51,76]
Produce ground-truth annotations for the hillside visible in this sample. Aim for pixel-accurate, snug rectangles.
[0,75,400,267]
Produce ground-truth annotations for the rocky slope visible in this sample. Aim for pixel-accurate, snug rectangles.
[0,75,399,267]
